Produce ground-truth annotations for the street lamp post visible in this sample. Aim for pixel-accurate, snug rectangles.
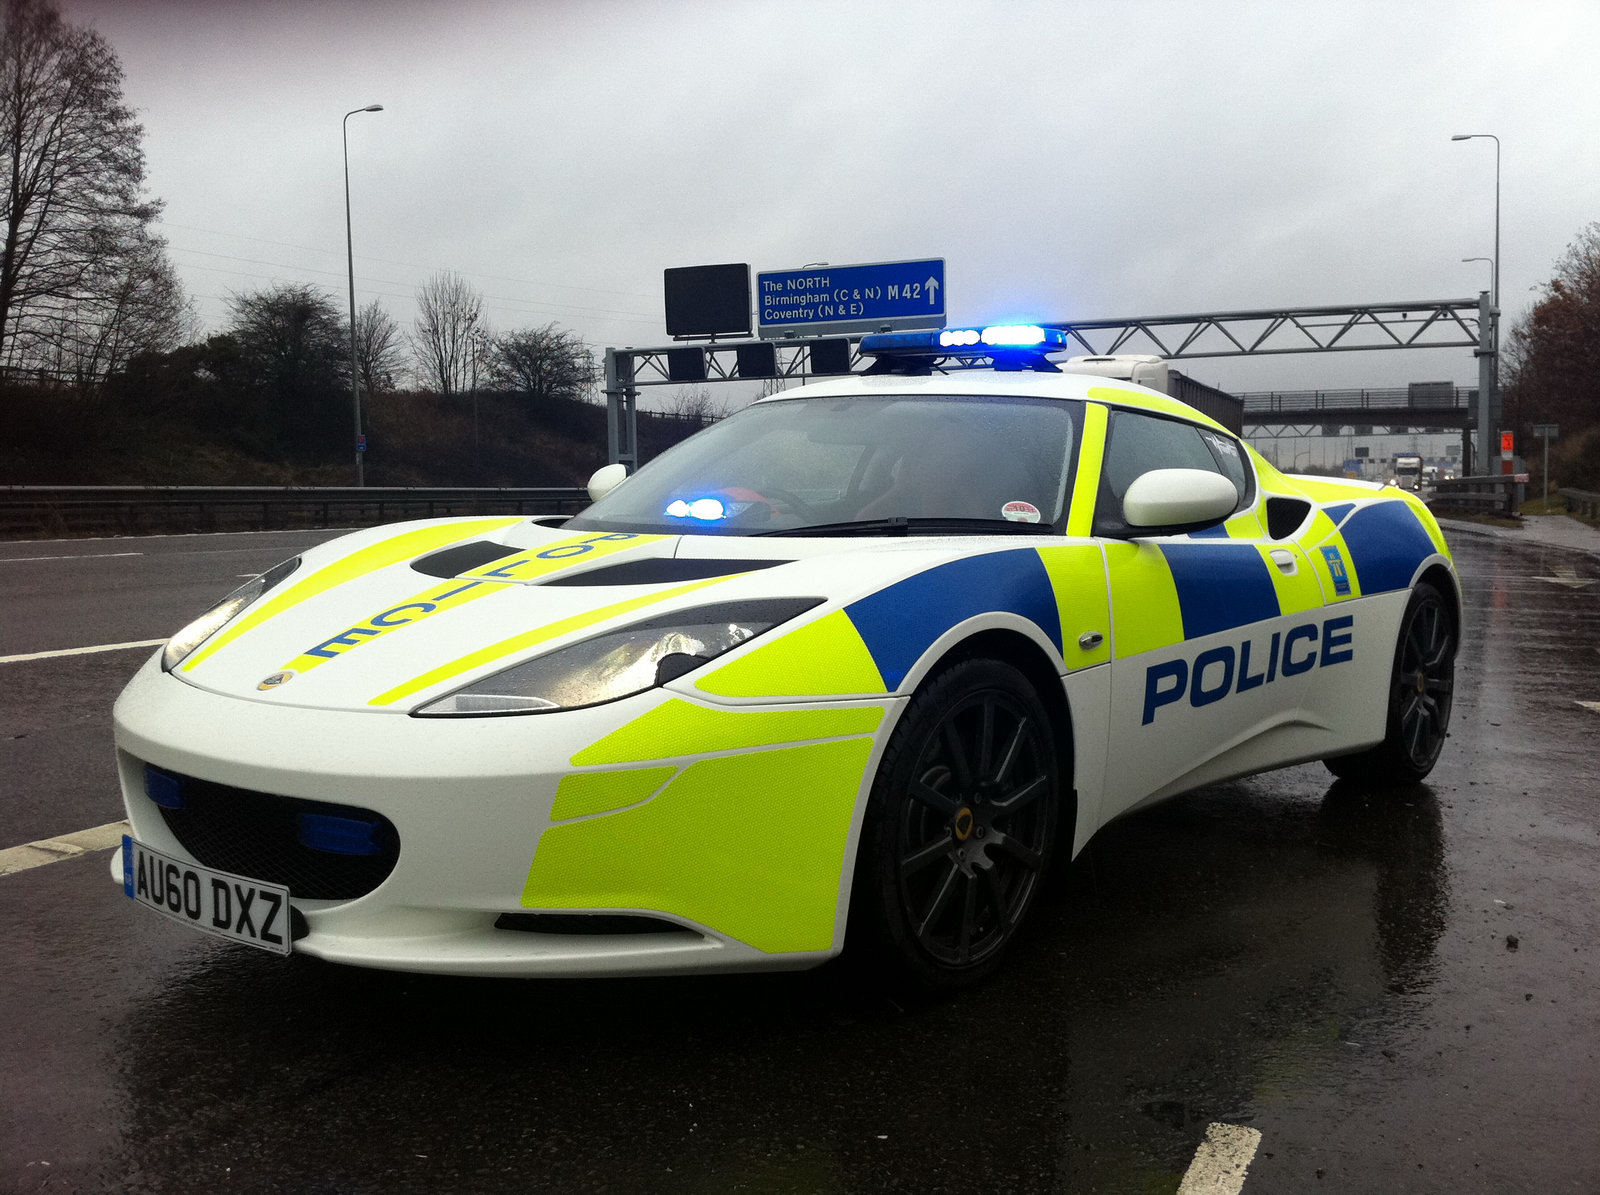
[1452,133,1500,478]
[468,325,487,478]
[344,103,384,486]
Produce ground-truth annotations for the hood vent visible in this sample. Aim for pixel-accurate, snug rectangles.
[540,558,789,586]
[411,540,521,577]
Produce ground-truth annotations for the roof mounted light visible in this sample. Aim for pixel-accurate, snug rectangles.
[980,325,1052,347]
[860,325,1067,374]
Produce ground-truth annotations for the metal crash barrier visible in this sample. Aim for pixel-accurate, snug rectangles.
[1427,475,1521,519]
[0,486,591,539]
[1562,488,1600,520]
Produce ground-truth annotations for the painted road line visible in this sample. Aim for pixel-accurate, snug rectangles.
[0,551,144,563]
[1177,1123,1263,1195]
[1577,701,1600,715]
[0,639,166,665]
[1533,568,1595,589]
[0,821,130,877]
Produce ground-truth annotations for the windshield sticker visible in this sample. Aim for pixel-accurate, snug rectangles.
[1001,501,1042,524]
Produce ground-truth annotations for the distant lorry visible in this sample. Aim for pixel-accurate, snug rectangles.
[1391,452,1424,491]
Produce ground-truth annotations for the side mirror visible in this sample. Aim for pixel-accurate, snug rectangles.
[586,462,629,502]
[1123,468,1237,532]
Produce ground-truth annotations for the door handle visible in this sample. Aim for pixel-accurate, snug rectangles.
[1270,549,1298,574]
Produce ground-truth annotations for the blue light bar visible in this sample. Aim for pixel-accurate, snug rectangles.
[980,325,1053,347]
[861,325,1068,358]
[297,812,384,856]
[665,497,728,521]
[858,331,943,355]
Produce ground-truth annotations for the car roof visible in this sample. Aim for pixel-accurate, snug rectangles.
[756,368,1230,433]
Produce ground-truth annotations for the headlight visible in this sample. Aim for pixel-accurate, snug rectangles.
[161,556,302,672]
[412,598,821,717]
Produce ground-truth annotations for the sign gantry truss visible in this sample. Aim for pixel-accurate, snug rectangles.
[604,297,1491,467]
[1040,299,1482,359]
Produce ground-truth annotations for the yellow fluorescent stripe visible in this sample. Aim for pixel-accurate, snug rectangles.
[1225,509,1267,539]
[1104,541,1184,658]
[1407,497,1452,558]
[1086,385,1228,432]
[181,517,523,671]
[1297,511,1363,601]
[1066,403,1108,537]
[457,532,667,583]
[550,766,678,821]
[571,699,885,767]
[523,738,875,952]
[282,576,511,675]
[1036,544,1111,668]
[367,578,727,707]
[1256,544,1325,615]
[696,609,887,699]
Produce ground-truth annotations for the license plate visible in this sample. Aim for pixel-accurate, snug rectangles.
[122,836,292,956]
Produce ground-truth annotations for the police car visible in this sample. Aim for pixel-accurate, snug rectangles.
[110,326,1459,988]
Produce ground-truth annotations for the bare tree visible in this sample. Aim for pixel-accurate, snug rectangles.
[0,0,170,378]
[487,322,594,401]
[661,384,727,421]
[354,298,403,396]
[33,229,191,389]
[410,270,482,397]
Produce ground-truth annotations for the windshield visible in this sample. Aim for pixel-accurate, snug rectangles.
[567,393,1082,536]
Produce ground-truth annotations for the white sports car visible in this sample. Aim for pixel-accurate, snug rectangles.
[111,328,1459,988]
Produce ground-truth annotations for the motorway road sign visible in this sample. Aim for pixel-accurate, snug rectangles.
[757,258,945,339]
[1532,423,1559,438]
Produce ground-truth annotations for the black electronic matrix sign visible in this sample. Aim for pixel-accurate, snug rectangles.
[664,264,752,339]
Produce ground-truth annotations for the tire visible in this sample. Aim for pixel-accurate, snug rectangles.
[852,657,1061,990]
[1324,581,1455,784]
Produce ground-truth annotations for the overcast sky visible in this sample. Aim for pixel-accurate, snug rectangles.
[60,0,1600,406]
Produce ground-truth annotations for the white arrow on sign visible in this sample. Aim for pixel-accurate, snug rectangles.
[925,276,940,306]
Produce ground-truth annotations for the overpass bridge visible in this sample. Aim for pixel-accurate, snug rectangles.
[1235,385,1477,468]
[1237,385,1475,434]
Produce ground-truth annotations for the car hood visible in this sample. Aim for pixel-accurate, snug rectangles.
[168,516,1025,713]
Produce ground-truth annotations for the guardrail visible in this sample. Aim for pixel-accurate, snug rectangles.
[1562,488,1600,520]
[0,485,591,539]
[1427,474,1521,519]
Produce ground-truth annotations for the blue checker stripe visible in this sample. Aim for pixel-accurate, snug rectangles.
[1187,524,1230,539]
[845,551,1064,691]
[1339,502,1437,594]
[1321,502,1354,526]
[1159,543,1280,640]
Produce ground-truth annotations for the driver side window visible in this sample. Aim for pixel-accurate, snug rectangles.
[1094,410,1245,536]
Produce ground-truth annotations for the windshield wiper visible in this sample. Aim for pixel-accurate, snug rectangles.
[756,517,1053,538]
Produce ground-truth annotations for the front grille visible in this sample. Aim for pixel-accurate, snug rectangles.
[149,768,400,901]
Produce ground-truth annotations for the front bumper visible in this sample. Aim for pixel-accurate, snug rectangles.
[112,653,893,976]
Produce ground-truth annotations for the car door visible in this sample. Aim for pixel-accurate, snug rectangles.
[1092,407,1331,821]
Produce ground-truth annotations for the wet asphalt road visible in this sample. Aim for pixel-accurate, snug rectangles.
[1,528,1597,1194]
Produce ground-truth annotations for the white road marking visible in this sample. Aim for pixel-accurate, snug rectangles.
[0,821,130,877]
[0,551,143,563]
[3,527,351,547]
[1577,701,1600,715]
[0,639,165,664]
[1177,1123,1263,1195]
[1533,568,1595,589]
